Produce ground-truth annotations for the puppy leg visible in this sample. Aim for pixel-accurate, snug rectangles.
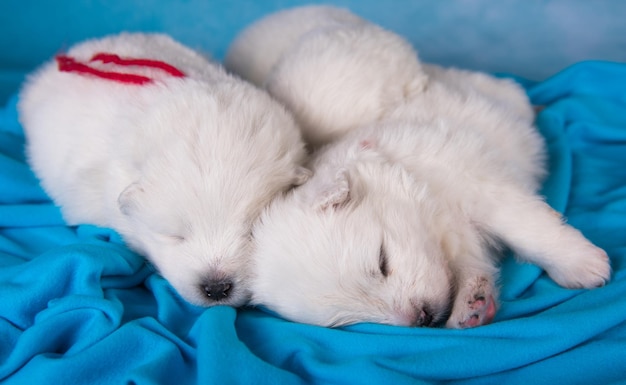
[446,251,499,328]
[476,185,610,289]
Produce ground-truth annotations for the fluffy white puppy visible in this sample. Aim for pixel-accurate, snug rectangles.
[226,6,611,328]
[19,33,309,307]
[226,5,428,148]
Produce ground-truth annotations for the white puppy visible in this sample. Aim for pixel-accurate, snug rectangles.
[225,5,429,148]
[226,6,610,328]
[19,33,309,307]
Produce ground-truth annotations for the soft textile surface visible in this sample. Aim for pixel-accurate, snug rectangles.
[1,61,625,384]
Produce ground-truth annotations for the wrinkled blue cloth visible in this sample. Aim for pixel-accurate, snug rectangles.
[1,61,625,384]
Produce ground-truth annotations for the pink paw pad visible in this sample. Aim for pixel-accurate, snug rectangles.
[458,295,496,328]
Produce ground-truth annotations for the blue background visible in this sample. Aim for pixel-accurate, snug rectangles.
[1,0,626,103]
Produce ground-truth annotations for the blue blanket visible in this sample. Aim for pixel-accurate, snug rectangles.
[1,61,625,384]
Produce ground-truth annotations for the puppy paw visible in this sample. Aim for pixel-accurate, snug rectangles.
[545,243,611,289]
[446,276,497,329]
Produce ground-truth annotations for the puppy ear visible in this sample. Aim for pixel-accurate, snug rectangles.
[313,168,350,211]
[117,182,144,216]
[358,139,377,150]
[292,166,312,186]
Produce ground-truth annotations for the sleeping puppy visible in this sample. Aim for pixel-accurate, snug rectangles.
[225,5,428,149]
[226,6,611,328]
[19,33,309,307]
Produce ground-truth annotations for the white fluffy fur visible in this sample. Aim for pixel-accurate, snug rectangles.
[226,6,428,148]
[226,6,611,328]
[19,33,309,307]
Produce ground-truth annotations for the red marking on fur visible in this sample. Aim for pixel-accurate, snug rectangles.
[56,53,185,85]
[56,55,152,85]
[90,53,185,78]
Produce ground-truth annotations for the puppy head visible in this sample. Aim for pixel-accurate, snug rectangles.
[116,177,253,307]
[115,85,310,307]
[250,143,454,327]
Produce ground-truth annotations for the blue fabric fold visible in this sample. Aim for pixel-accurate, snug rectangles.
[1,61,625,384]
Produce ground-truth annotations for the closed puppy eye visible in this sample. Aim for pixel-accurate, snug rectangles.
[165,234,186,243]
[379,245,389,277]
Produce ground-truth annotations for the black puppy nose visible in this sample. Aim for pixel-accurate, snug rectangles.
[202,282,233,301]
[413,308,434,327]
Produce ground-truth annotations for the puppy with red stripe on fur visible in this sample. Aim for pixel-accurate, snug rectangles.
[19,33,310,307]
[225,6,611,328]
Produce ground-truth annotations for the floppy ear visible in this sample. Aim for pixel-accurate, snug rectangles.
[313,168,350,211]
[117,182,144,216]
[292,166,313,186]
